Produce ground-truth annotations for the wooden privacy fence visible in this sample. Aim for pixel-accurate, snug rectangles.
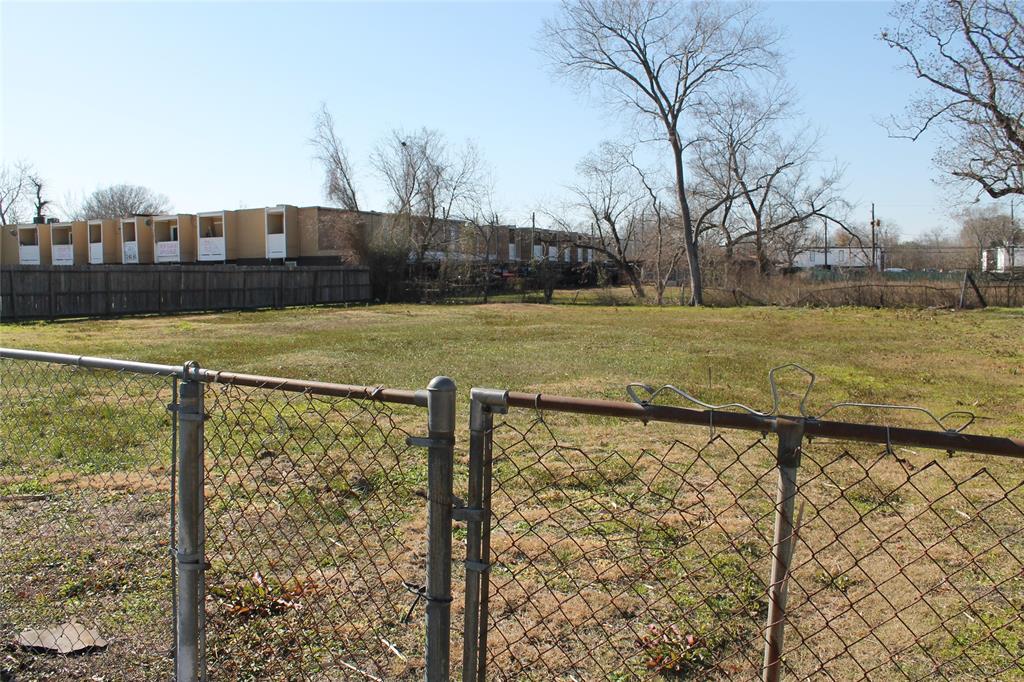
[0,265,371,321]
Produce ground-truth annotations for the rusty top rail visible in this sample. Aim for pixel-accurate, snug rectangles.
[0,348,425,407]
[502,391,1024,459]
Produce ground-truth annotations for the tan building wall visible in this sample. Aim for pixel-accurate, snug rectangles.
[235,208,267,260]
[87,219,121,264]
[0,224,19,265]
[296,207,371,264]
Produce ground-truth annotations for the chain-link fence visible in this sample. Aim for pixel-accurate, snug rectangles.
[0,350,456,682]
[0,357,177,682]
[202,381,430,680]
[460,391,1024,682]
[2,348,1022,681]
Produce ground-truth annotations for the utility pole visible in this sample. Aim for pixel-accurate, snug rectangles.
[823,216,829,269]
[870,203,882,271]
[531,212,536,261]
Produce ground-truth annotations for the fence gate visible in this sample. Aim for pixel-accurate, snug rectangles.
[0,348,459,682]
[459,385,1024,681]
[196,370,456,681]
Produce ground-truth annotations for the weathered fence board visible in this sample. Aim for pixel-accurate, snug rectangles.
[0,265,371,321]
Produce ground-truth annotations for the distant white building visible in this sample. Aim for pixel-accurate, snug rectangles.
[792,246,882,269]
[981,245,1023,273]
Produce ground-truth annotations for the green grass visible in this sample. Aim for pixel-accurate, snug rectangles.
[1,302,1022,680]
[1,303,1021,437]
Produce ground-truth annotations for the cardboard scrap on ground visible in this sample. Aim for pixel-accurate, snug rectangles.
[15,623,107,655]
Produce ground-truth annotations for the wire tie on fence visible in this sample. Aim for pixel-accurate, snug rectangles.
[401,581,452,623]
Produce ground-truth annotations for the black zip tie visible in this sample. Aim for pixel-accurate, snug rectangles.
[401,581,453,623]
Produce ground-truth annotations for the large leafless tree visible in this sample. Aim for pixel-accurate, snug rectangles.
[957,203,1021,260]
[311,103,360,211]
[693,88,850,273]
[0,161,32,225]
[29,175,51,221]
[882,0,1024,198]
[542,0,781,304]
[554,143,648,299]
[73,184,171,219]
[371,128,484,266]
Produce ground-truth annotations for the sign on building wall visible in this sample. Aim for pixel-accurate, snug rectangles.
[52,245,74,266]
[156,241,180,262]
[267,234,286,259]
[199,238,226,261]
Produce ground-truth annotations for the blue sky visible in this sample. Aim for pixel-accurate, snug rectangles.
[0,1,1006,237]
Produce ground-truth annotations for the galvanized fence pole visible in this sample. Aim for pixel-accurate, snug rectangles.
[762,419,805,682]
[461,389,507,682]
[425,376,456,682]
[175,363,206,682]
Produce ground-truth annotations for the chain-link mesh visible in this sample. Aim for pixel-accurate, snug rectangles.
[0,358,175,681]
[780,440,1024,680]
[480,409,1024,681]
[483,414,779,680]
[202,382,430,680]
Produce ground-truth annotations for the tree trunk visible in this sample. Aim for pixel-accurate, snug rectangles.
[755,217,770,275]
[670,135,704,305]
[626,266,646,299]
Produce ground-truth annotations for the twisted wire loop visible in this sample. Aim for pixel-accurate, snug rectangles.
[480,404,1022,681]
[0,357,176,679]
[628,363,977,433]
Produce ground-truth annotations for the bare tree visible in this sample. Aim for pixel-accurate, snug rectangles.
[542,0,781,304]
[882,0,1024,198]
[74,184,171,219]
[0,161,32,225]
[555,143,647,298]
[693,88,850,273]
[623,150,682,304]
[958,203,1022,265]
[311,103,360,211]
[371,128,483,266]
[30,175,51,221]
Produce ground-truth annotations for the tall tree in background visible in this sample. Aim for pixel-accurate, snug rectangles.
[958,204,1021,263]
[882,0,1024,198]
[693,87,850,273]
[311,103,360,211]
[371,128,483,266]
[30,175,51,221]
[75,184,171,219]
[542,0,781,304]
[554,143,648,299]
[0,161,32,225]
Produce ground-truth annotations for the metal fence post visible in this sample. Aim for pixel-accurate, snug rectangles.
[461,388,507,682]
[175,363,205,682]
[762,419,804,682]
[425,376,456,682]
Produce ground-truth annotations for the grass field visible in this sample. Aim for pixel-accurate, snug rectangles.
[2,303,1021,436]
[1,303,1022,680]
